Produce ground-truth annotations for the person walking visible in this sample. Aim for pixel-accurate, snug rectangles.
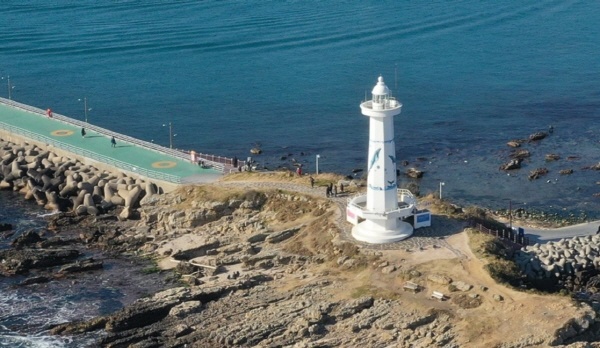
[81,127,86,138]
[333,185,338,197]
[340,183,344,193]
[309,176,315,188]
[111,136,116,148]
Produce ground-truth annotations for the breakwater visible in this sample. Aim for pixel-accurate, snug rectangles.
[0,138,153,219]
[0,98,246,187]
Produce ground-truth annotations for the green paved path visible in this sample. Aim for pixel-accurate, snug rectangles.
[0,100,221,184]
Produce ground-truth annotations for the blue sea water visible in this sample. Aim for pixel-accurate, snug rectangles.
[0,1,600,345]
[1,1,599,213]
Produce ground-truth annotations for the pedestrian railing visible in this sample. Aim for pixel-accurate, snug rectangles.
[470,221,529,247]
[0,121,182,184]
[0,97,244,176]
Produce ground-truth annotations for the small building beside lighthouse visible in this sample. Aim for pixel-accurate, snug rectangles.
[346,76,420,244]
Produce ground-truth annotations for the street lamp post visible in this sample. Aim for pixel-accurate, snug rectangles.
[507,199,513,230]
[2,76,14,100]
[316,154,320,175]
[7,76,12,100]
[501,198,514,230]
[78,97,91,123]
[439,182,445,200]
[163,122,174,149]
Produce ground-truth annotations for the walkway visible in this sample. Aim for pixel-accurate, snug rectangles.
[0,98,223,185]
[524,221,600,244]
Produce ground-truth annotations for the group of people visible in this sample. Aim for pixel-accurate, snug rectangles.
[80,126,117,147]
[309,177,345,198]
[325,183,344,197]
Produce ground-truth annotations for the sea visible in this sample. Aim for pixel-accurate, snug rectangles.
[0,1,599,346]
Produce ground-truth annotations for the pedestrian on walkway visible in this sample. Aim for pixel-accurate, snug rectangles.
[340,183,344,193]
[111,136,116,148]
[81,127,86,138]
[333,185,338,197]
[325,185,330,197]
[309,176,315,188]
[46,108,53,118]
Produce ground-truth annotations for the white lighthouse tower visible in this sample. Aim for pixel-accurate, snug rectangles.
[346,76,416,243]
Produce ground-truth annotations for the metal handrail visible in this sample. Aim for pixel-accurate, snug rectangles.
[0,121,181,184]
[0,97,233,173]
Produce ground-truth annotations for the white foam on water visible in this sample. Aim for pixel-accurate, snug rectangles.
[0,333,72,348]
[34,211,60,218]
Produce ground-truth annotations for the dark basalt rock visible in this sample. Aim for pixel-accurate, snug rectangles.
[528,168,549,180]
[19,275,51,286]
[507,140,525,148]
[0,223,12,232]
[11,230,43,248]
[510,149,531,159]
[588,162,600,170]
[500,159,522,171]
[529,132,548,141]
[406,168,424,178]
[58,258,103,274]
[0,248,80,275]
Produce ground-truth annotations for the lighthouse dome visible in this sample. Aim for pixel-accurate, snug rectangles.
[371,76,389,96]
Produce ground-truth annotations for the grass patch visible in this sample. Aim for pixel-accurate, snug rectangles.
[170,185,268,209]
[350,284,401,300]
[467,228,523,286]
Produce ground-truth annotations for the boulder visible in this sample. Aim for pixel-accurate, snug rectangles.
[500,159,522,171]
[510,149,530,159]
[507,140,522,148]
[428,274,452,285]
[528,168,549,180]
[529,132,548,141]
[406,168,424,179]
[451,281,473,292]
[265,227,301,243]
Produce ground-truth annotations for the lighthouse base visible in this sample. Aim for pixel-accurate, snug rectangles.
[351,219,413,244]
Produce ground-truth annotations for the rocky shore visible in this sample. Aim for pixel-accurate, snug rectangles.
[41,179,600,347]
[4,137,600,347]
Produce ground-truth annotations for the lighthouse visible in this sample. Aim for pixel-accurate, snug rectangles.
[346,76,416,243]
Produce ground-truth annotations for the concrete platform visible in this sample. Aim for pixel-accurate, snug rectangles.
[0,99,222,187]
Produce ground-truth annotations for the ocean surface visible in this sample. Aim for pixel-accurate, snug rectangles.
[0,1,599,345]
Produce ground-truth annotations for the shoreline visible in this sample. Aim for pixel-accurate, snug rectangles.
[1,133,600,346]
